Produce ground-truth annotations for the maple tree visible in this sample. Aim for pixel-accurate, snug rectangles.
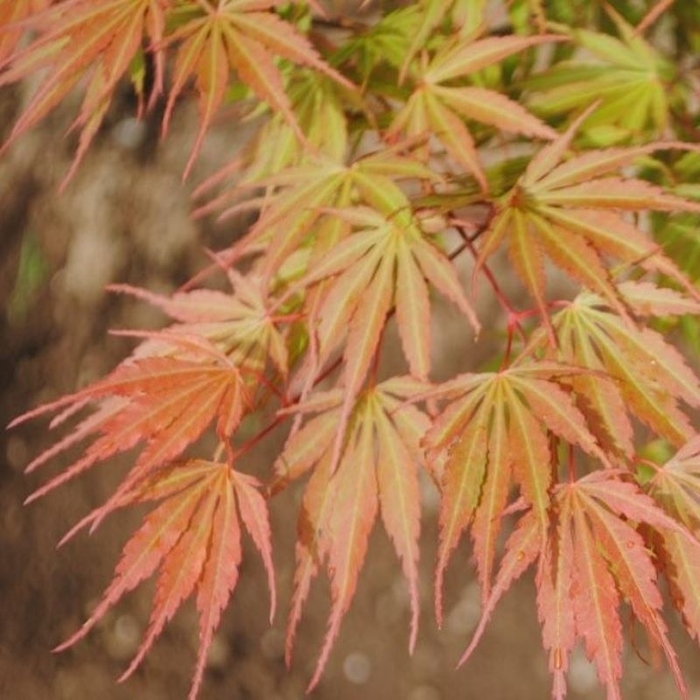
[4,0,700,698]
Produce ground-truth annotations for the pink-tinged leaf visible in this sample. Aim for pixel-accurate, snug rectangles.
[53,474,210,652]
[536,177,700,212]
[580,473,694,535]
[555,326,635,463]
[648,436,700,530]
[0,0,167,178]
[224,29,303,138]
[18,354,248,513]
[473,207,512,288]
[597,348,694,448]
[568,491,623,697]
[315,247,384,367]
[424,375,488,458]
[272,409,339,487]
[187,24,230,180]
[0,0,52,65]
[230,11,352,90]
[582,491,686,697]
[233,472,276,622]
[322,252,392,479]
[602,321,700,409]
[547,300,698,448]
[297,228,380,289]
[425,34,562,85]
[523,102,601,186]
[374,404,421,651]
[542,208,693,294]
[422,89,487,191]
[285,455,336,665]
[434,85,557,140]
[190,472,241,700]
[659,530,700,642]
[435,410,489,624]
[530,141,696,192]
[471,398,511,595]
[308,419,378,691]
[509,374,610,466]
[507,209,550,338]
[58,459,224,546]
[616,281,700,317]
[573,373,634,465]
[531,212,630,321]
[119,487,218,682]
[537,516,576,700]
[52,460,269,699]
[506,386,551,525]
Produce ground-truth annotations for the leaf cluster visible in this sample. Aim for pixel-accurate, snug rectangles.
[4,1,700,698]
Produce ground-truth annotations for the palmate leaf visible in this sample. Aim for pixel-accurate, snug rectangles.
[476,108,700,334]
[424,361,609,619]
[273,378,430,690]
[202,144,438,278]
[288,202,478,481]
[11,338,251,506]
[52,459,274,700]
[388,33,558,189]
[0,0,169,182]
[0,0,352,180]
[162,0,352,177]
[527,7,675,141]
[109,269,289,377]
[297,205,479,383]
[460,473,692,700]
[527,285,700,449]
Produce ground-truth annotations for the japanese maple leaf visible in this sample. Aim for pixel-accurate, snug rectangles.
[283,201,479,483]
[163,0,353,177]
[388,32,559,189]
[199,144,438,276]
[52,458,274,700]
[527,6,674,140]
[11,337,251,507]
[527,284,700,450]
[0,0,169,183]
[459,473,692,700]
[475,106,700,338]
[110,269,290,378]
[423,361,609,620]
[272,377,430,690]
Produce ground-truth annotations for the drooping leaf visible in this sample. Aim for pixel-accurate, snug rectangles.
[276,379,430,685]
[389,33,558,188]
[425,362,608,614]
[53,459,274,700]
[162,1,352,177]
[528,289,700,448]
[459,473,691,699]
[476,108,700,332]
[14,344,251,505]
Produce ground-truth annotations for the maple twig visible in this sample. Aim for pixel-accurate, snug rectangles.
[450,218,528,355]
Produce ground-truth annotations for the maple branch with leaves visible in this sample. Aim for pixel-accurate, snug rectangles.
[5,1,700,698]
